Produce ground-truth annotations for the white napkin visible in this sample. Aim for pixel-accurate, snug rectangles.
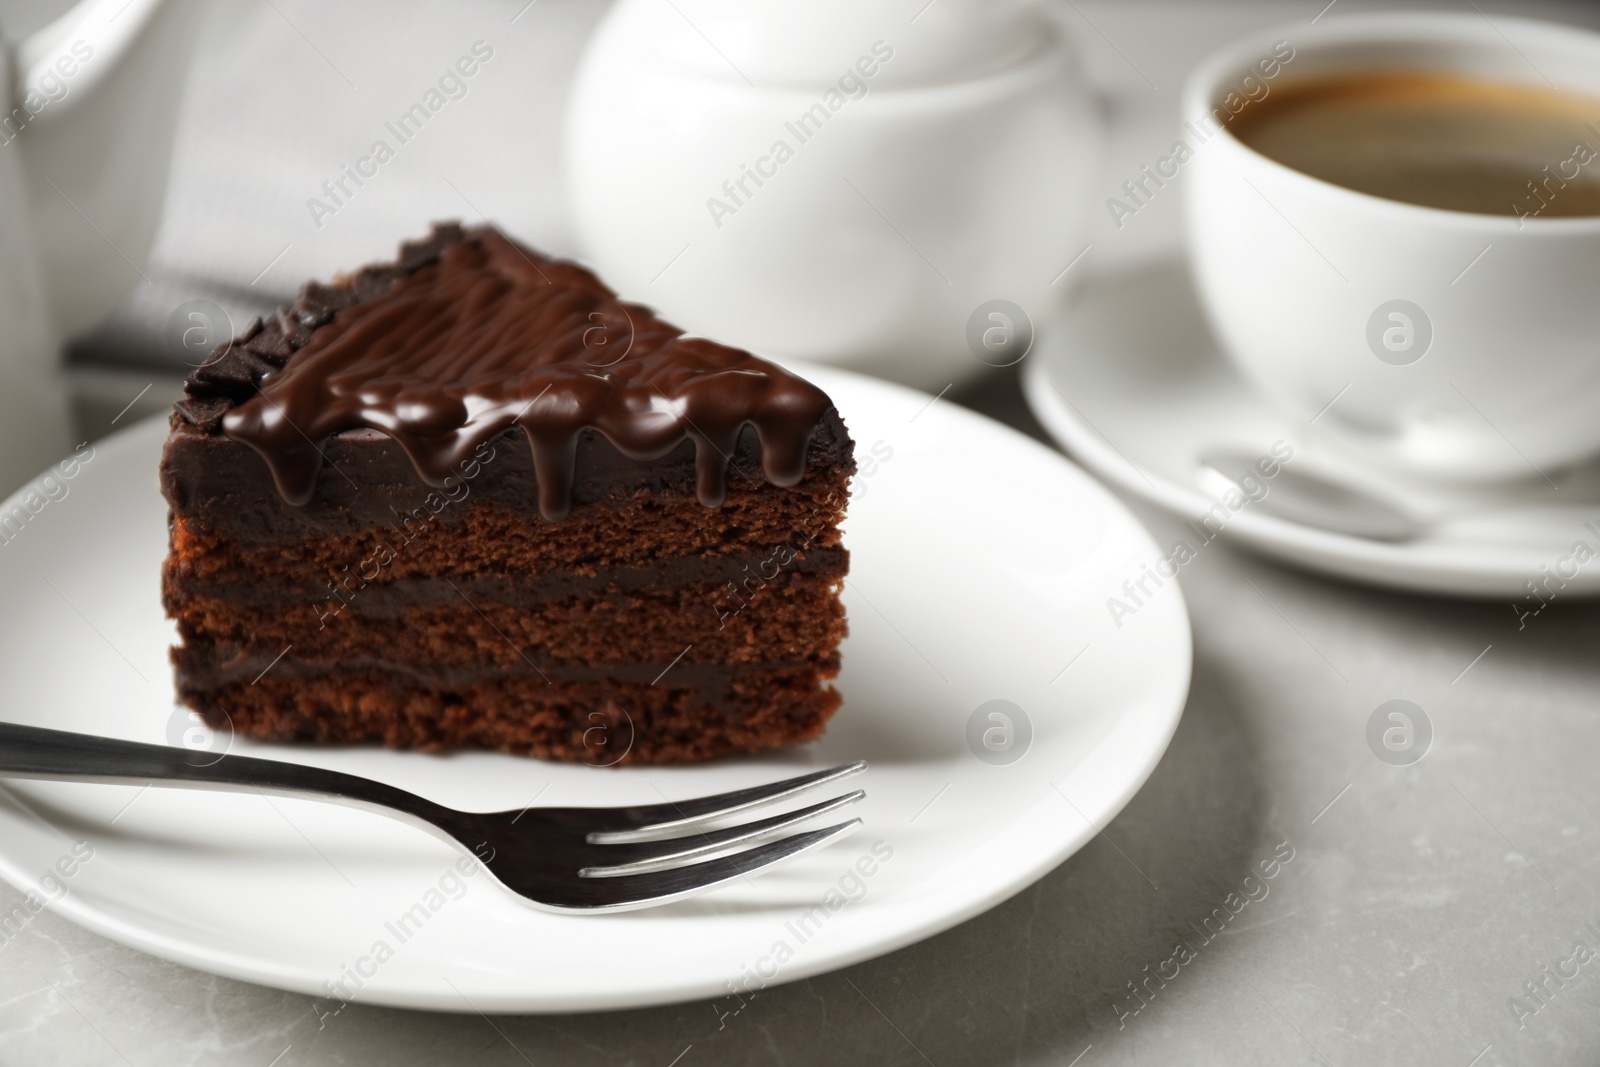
[75,0,605,375]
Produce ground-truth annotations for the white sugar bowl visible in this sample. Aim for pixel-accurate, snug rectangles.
[564,0,1100,391]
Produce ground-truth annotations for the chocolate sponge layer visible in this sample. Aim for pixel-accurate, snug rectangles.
[185,665,843,765]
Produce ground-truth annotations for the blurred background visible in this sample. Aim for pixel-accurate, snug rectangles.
[24,0,1598,438]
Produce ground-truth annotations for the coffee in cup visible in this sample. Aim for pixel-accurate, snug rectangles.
[1225,70,1600,221]
[1184,13,1600,482]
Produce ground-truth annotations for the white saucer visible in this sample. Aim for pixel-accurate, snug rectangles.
[1023,260,1600,599]
[0,363,1190,1013]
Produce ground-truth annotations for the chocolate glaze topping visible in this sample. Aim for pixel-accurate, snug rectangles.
[200,224,834,520]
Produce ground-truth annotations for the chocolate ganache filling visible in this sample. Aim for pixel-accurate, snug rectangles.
[220,229,832,520]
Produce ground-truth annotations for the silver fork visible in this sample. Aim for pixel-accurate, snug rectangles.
[0,723,866,912]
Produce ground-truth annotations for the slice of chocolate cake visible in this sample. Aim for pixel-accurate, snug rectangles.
[160,224,853,764]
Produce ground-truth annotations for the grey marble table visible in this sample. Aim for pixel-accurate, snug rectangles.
[3,363,1598,1067]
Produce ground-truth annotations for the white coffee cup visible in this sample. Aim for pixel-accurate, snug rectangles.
[1184,13,1600,483]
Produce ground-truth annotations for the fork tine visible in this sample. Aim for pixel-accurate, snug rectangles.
[578,790,866,878]
[579,818,863,911]
[585,761,867,843]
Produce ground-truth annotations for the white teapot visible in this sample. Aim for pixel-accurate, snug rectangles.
[565,0,1099,392]
[0,0,203,490]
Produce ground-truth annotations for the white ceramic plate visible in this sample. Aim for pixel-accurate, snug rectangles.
[0,364,1189,1013]
[1023,260,1600,599]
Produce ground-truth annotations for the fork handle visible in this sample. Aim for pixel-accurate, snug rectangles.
[0,722,456,829]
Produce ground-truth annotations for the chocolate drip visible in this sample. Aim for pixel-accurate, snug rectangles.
[215,227,832,520]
